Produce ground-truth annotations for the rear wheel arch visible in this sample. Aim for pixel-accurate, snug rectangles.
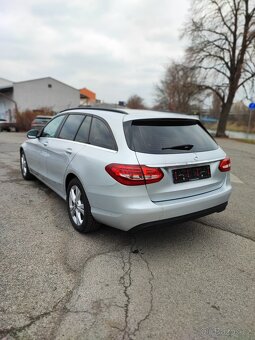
[65,173,91,202]
[65,172,92,193]
[65,173,75,192]
[65,172,92,198]
[65,173,82,194]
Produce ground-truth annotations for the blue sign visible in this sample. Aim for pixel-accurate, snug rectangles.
[248,102,255,110]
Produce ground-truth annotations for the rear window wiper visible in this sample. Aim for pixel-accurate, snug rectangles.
[162,144,194,150]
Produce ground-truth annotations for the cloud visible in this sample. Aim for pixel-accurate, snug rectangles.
[0,0,189,105]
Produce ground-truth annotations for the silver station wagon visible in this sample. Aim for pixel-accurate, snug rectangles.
[20,108,232,233]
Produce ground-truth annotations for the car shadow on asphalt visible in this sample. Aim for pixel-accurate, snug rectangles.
[99,218,212,254]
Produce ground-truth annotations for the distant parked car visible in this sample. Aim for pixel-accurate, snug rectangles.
[31,115,52,131]
[0,119,19,132]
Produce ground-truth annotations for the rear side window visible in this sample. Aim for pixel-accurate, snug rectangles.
[89,117,117,150]
[124,119,218,154]
[59,114,84,140]
[75,116,92,143]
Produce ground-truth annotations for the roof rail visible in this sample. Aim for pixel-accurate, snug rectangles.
[59,105,127,115]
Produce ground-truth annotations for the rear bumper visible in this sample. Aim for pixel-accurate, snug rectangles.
[131,202,228,232]
[91,181,232,231]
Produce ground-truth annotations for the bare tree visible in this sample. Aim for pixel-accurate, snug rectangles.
[155,61,202,113]
[126,95,146,109]
[184,0,255,136]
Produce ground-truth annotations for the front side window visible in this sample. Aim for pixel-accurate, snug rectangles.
[42,115,65,138]
[58,114,84,140]
[89,118,117,150]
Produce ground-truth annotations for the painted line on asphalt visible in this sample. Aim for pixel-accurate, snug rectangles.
[230,173,244,184]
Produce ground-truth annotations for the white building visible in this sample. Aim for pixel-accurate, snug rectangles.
[0,77,80,120]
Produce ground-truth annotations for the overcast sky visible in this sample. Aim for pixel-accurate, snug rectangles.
[0,0,190,105]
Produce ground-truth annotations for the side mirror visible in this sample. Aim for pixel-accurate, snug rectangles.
[27,129,40,139]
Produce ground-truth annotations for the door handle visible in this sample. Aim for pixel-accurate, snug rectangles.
[65,148,72,155]
[43,142,48,146]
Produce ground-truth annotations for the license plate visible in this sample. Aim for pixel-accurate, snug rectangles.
[172,165,211,184]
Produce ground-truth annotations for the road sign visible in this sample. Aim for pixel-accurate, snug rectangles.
[248,102,255,110]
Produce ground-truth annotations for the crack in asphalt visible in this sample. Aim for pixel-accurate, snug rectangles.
[129,238,154,339]
[0,292,70,338]
[119,238,136,339]
[197,220,255,242]
[50,249,130,338]
[0,230,131,339]
[119,236,154,340]
[53,237,155,339]
[1,153,156,339]
[0,247,117,339]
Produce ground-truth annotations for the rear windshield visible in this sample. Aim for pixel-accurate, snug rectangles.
[124,119,218,154]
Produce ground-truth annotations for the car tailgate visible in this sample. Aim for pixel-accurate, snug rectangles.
[135,149,227,202]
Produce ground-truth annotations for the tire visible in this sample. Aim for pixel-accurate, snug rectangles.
[67,178,99,233]
[20,151,34,180]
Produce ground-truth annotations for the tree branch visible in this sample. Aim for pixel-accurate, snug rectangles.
[211,0,235,34]
[237,73,255,89]
[197,65,230,79]
[198,84,225,102]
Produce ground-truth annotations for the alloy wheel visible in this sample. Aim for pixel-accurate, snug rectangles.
[21,154,27,177]
[69,185,85,226]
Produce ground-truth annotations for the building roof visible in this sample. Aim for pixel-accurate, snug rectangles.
[0,76,79,91]
[80,88,96,101]
[0,78,13,91]
[14,77,78,91]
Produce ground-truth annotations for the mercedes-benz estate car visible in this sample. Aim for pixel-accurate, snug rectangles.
[20,108,232,233]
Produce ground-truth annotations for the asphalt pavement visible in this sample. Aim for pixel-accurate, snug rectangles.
[0,133,254,340]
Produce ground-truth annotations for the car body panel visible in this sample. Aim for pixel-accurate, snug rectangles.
[65,142,143,204]
[23,137,47,178]
[91,179,231,230]
[43,137,83,195]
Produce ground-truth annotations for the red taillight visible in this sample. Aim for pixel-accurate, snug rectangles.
[105,163,164,186]
[219,157,231,172]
